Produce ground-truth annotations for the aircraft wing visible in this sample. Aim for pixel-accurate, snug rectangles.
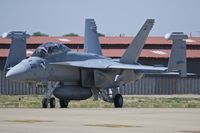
[50,59,110,69]
[108,64,167,73]
[50,59,167,73]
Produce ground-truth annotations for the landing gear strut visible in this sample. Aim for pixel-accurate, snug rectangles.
[41,82,59,108]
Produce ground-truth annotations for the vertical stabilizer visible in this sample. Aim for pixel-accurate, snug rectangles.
[120,19,155,64]
[166,32,188,77]
[84,19,102,55]
[4,31,30,70]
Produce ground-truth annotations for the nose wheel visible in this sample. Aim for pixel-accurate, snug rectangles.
[42,98,48,108]
[50,97,56,108]
[42,97,56,108]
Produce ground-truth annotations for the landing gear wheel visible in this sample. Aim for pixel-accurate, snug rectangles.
[114,94,123,108]
[50,97,56,108]
[59,99,69,108]
[42,98,48,108]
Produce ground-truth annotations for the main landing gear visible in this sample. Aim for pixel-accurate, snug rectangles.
[96,87,124,108]
[41,82,71,108]
[114,94,123,108]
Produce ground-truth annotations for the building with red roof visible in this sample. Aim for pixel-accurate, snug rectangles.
[0,36,200,75]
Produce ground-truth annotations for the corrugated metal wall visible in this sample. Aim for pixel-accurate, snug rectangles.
[0,70,200,95]
[0,71,44,95]
[120,75,200,95]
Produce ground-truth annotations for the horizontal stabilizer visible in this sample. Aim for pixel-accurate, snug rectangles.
[145,72,196,76]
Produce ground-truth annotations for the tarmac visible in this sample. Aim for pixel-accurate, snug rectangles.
[0,108,200,133]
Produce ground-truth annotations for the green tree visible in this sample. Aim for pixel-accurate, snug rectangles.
[63,33,79,36]
[32,32,49,36]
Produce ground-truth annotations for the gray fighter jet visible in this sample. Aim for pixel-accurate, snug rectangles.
[5,19,187,108]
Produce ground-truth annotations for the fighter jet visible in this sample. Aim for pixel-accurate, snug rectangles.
[5,19,187,108]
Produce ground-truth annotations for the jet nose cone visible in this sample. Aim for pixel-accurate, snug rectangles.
[6,63,29,80]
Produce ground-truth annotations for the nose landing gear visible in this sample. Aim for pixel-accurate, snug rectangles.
[40,82,71,108]
[50,97,56,108]
[42,98,48,108]
[41,81,59,108]
[42,97,56,108]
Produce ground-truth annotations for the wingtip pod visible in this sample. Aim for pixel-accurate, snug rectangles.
[2,32,8,38]
[165,32,188,40]
[120,19,155,64]
[84,19,102,55]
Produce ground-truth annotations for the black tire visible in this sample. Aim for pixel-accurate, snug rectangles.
[114,94,123,108]
[42,98,48,108]
[59,99,69,108]
[50,97,56,108]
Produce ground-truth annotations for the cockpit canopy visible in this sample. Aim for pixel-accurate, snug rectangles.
[32,42,70,58]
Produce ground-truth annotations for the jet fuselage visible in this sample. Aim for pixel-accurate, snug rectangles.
[6,43,142,88]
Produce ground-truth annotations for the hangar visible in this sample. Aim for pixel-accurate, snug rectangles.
[0,35,200,75]
[0,33,200,95]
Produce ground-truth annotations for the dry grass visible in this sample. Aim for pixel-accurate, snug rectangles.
[0,95,200,108]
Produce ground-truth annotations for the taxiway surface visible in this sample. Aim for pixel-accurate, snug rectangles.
[0,108,200,133]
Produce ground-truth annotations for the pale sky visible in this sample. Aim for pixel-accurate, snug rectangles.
[0,0,200,36]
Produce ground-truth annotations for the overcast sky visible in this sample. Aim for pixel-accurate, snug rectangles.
[0,0,200,36]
